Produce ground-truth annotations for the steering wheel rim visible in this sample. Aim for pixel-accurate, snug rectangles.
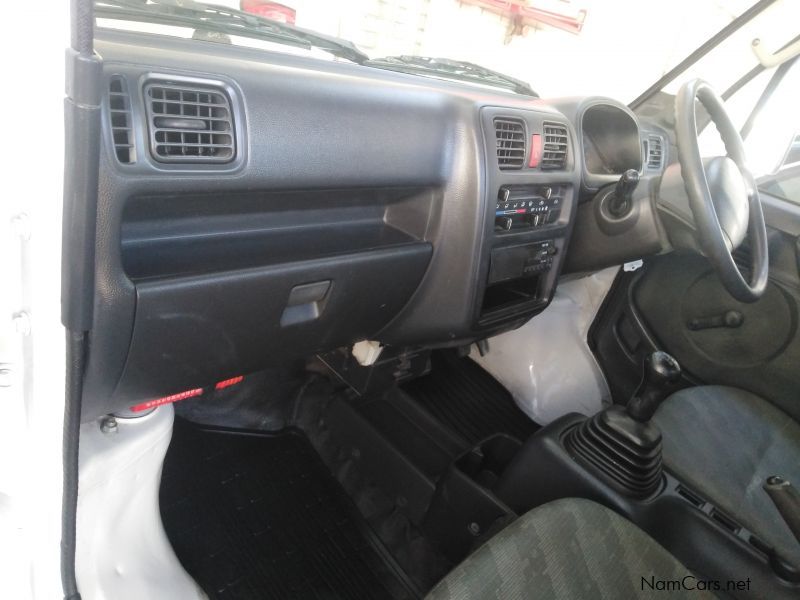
[674,79,769,303]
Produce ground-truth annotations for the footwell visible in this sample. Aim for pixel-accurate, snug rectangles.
[160,419,419,600]
[402,352,539,446]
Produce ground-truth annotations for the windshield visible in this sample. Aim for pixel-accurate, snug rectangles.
[96,0,794,101]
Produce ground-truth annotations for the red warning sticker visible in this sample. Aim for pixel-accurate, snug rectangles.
[130,387,204,413]
[215,375,244,390]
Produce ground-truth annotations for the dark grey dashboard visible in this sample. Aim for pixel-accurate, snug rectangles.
[83,28,663,419]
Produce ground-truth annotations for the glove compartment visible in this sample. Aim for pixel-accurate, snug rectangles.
[112,188,437,404]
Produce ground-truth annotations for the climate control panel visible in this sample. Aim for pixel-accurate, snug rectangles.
[494,185,563,232]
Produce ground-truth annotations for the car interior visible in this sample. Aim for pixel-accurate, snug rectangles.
[59,1,800,599]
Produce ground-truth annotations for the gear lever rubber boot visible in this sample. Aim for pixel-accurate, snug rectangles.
[565,352,681,498]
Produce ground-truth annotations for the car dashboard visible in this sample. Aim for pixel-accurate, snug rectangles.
[84,28,669,419]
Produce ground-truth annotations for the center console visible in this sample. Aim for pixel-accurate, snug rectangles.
[476,107,579,331]
[424,352,800,599]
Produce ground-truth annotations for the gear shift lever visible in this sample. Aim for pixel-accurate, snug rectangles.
[627,352,682,422]
[566,351,680,498]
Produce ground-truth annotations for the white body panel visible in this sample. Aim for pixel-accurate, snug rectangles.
[0,1,69,597]
[76,405,206,600]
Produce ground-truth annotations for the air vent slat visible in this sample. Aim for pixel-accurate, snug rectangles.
[151,101,230,110]
[647,134,664,170]
[155,143,234,149]
[494,118,526,169]
[154,128,231,136]
[145,82,235,163]
[541,122,568,169]
[107,75,135,164]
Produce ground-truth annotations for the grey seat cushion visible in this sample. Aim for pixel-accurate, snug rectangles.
[653,385,800,567]
[427,498,710,599]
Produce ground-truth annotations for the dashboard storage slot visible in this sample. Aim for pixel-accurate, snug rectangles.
[121,188,436,281]
[481,277,541,314]
[480,241,557,320]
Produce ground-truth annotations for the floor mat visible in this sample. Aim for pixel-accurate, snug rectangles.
[401,352,539,446]
[160,419,420,600]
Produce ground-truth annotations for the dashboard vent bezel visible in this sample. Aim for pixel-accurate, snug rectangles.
[494,117,527,170]
[646,134,665,170]
[541,122,569,170]
[144,81,236,164]
[108,75,135,164]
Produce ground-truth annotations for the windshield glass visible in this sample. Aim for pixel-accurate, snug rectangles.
[697,57,799,180]
[659,1,797,96]
[96,0,793,101]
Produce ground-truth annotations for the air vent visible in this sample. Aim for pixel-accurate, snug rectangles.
[144,82,235,163]
[108,75,135,164]
[541,122,568,169]
[646,134,664,170]
[494,118,526,169]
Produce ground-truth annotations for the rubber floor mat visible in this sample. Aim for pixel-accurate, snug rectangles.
[160,419,419,600]
[401,352,539,446]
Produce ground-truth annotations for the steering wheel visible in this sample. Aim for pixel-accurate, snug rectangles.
[674,79,769,303]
